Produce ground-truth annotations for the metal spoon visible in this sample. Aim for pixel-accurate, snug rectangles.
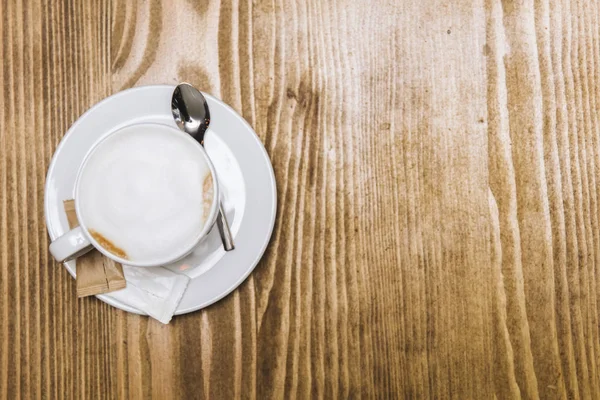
[172,83,235,251]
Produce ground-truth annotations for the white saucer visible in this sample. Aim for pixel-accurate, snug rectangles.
[45,85,277,315]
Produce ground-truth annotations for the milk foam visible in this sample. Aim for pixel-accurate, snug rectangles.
[77,125,214,263]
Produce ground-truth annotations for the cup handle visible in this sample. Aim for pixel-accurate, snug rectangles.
[49,226,94,262]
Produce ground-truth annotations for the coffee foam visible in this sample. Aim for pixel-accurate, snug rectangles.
[77,125,215,263]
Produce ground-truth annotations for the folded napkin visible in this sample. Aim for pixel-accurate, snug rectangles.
[106,266,190,324]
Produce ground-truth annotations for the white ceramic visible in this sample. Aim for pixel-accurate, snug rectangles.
[49,123,221,267]
[45,85,277,315]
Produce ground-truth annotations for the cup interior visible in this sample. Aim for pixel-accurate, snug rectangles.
[73,122,220,267]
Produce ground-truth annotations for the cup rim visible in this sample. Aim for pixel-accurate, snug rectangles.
[73,122,221,267]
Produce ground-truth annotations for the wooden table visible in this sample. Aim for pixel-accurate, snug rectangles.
[1,0,599,398]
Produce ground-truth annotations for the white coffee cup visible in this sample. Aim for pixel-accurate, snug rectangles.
[49,123,220,267]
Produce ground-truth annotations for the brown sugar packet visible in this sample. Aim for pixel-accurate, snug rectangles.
[63,200,126,297]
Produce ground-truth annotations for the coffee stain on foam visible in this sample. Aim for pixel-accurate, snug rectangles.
[89,229,129,260]
[203,173,214,222]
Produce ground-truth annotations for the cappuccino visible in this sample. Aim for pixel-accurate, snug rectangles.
[76,124,216,264]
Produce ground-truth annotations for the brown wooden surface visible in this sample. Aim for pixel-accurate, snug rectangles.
[2,0,600,398]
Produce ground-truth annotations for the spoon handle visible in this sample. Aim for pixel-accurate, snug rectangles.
[216,202,235,251]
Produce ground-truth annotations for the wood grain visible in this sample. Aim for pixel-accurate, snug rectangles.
[2,0,600,398]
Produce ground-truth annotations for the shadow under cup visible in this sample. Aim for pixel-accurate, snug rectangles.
[72,123,220,267]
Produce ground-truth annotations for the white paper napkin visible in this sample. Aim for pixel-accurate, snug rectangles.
[106,266,190,324]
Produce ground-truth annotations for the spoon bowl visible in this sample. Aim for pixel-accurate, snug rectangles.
[171,84,210,144]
